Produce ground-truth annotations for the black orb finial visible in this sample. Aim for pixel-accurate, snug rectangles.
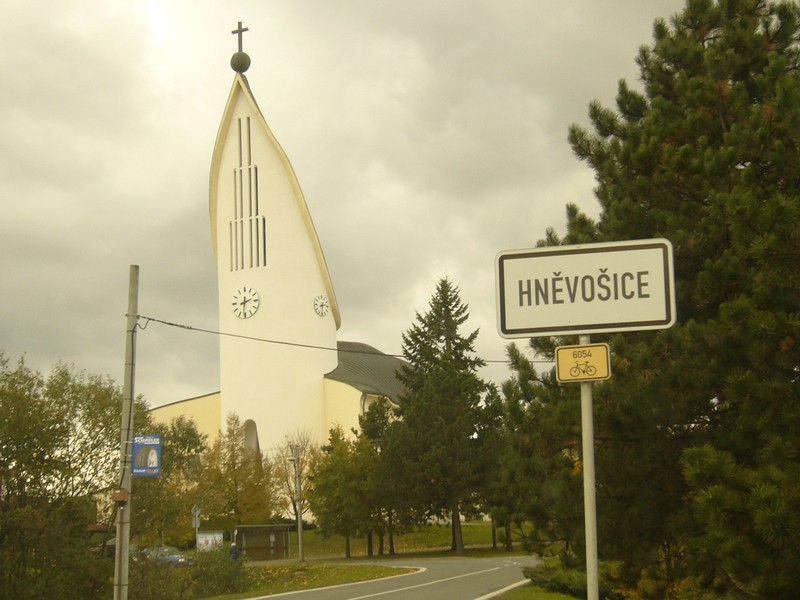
[231,21,251,73]
[231,52,251,73]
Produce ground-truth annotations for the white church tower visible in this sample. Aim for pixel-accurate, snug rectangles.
[209,24,340,451]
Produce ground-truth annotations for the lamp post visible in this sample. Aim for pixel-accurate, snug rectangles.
[288,446,304,561]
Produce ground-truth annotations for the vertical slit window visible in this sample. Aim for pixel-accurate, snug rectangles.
[249,218,254,268]
[254,218,260,267]
[232,172,238,220]
[237,119,243,168]
[234,220,240,271]
[239,220,244,270]
[248,168,253,217]
[228,117,267,272]
[241,170,245,219]
[246,117,252,166]
[262,216,267,266]
[254,166,259,215]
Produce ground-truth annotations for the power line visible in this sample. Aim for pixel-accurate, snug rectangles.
[131,313,551,365]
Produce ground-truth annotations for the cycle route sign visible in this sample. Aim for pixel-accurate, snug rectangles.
[496,239,676,338]
[556,343,611,382]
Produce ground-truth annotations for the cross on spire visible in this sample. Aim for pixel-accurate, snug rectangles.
[232,21,249,52]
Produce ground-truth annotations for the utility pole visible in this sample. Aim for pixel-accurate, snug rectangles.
[289,445,304,561]
[114,265,139,600]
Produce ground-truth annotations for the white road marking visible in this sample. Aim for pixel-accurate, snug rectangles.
[348,566,501,599]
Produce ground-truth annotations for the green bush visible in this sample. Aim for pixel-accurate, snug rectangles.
[190,548,250,598]
[523,563,587,597]
[128,560,192,600]
[522,561,624,599]
[127,549,248,599]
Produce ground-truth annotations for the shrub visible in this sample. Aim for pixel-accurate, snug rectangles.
[127,548,249,599]
[523,563,587,597]
[189,548,250,598]
[128,560,192,600]
[522,560,624,599]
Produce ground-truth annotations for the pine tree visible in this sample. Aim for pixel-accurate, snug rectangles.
[385,277,486,554]
[563,0,800,594]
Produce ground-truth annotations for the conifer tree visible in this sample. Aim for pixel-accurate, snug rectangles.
[496,345,585,558]
[197,414,275,530]
[306,426,362,557]
[560,0,800,594]
[385,277,486,554]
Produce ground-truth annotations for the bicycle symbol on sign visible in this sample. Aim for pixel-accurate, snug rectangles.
[569,361,597,378]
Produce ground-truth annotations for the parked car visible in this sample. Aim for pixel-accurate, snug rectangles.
[140,546,194,567]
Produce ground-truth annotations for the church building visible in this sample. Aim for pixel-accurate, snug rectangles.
[151,24,404,452]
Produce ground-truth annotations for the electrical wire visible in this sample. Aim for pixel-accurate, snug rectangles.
[130,313,552,364]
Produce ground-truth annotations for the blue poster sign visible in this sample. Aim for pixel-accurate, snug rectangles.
[132,434,162,477]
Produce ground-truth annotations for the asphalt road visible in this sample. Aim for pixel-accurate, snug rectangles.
[248,555,540,600]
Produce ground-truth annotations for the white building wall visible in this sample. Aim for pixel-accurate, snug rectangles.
[211,76,339,452]
[323,378,364,438]
[150,392,222,442]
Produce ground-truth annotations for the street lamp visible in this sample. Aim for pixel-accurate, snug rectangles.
[288,446,304,561]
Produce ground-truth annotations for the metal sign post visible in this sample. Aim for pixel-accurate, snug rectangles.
[192,505,201,549]
[556,337,607,600]
[577,334,599,600]
[289,446,304,561]
[495,239,677,600]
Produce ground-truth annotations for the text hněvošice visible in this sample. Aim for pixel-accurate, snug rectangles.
[517,269,650,307]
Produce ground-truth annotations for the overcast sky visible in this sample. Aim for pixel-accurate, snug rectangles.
[1,0,687,408]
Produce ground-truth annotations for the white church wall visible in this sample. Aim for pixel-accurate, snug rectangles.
[212,76,339,453]
[322,379,363,439]
[149,392,221,442]
[322,381,402,440]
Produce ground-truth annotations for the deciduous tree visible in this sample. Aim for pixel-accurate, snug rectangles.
[0,354,135,598]
[272,430,317,522]
[132,415,207,546]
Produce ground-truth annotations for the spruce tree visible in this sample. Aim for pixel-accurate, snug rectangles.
[385,277,486,554]
[562,0,800,594]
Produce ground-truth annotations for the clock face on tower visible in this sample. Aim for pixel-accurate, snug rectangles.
[313,294,329,317]
[232,287,260,319]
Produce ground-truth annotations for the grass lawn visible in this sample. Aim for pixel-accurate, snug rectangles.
[203,522,581,599]
[290,519,502,558]
[204,563,414,600]
[498,583,579,599]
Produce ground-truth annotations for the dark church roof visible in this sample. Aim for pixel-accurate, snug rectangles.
[325,341,406,405]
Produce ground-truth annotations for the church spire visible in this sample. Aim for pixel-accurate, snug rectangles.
[230,21,251,73]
